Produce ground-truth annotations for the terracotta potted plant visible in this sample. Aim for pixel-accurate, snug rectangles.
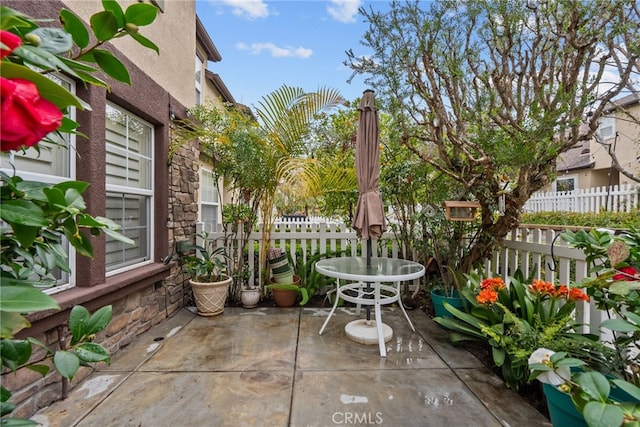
[181,231,231,316]
[267,248,308,307]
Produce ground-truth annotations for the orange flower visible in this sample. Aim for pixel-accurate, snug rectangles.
[481,277,506,291]
[554,285,569,298]
[568,287,589,302]
[476,289,498,304]
[529,280,555,296]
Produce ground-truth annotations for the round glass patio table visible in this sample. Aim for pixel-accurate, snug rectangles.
[315,257,425,357]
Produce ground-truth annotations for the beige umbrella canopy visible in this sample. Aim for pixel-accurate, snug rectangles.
[352,89,386,241]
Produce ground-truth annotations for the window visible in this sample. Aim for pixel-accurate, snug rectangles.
[0,75,75,291]
[105,103,154,273]
[195,54,203,105]
[555,176,576,192]
[200,167,219,232]
[598,116,615,140]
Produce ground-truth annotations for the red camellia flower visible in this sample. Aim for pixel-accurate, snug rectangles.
[613,266,638,282]
[1,77,63,151]
[0,30,21,58]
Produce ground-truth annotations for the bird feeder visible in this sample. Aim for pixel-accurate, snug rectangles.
[443,201,480,221]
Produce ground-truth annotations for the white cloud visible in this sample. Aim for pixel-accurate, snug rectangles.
[236,42,313,59]
[220,0,269,20]
[327,0,362,23]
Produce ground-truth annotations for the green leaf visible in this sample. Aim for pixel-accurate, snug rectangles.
[55,180,90,194]
[0,286,60,313]
[0,6,32,31]
[64,228,95,258]
[432,316,487,340]
[0,311,30,338]
[14,45,79,78]
[72,68,110,89]
[69,305,90,343]
[610,280,640,296]
[101,0,125,28]
[0,200,48,227]
[101,227,135,245]
[601,318,639,333]
[60,9,89,49]
[583,402,624,427]
[76,343,110,363]
[0,339,32,370]
[53,351,79,381]
[26,364,50,376]
[0,62,89,110]
[93,49,130,84]
[0,414,39,426]
[28,27,73,54]
[492,346,506,367]
[575,371,611,402]
[130,31,159,54]
[124,3,158,26]
[8,223,39,249]
[299,288,309,306]
[85,305,112,336]
[90,10,118,41]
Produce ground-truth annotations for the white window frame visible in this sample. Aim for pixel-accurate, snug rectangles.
[195,54,203,105]
[105,103,154,275]
[199,166,220,232]
[598,116,615,140]
[0,74,77,293]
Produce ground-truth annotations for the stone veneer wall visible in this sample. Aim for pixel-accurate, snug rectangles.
[3,145,201,420]
[4,286,167,418]
[164,141,201,311]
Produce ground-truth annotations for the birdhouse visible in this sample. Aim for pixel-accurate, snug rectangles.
[443,201,480,221]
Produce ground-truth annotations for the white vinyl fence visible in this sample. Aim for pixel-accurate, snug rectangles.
[197,221,406,289]
[484,225,620,340]
[523,184,639,213]
[198,221,620,341]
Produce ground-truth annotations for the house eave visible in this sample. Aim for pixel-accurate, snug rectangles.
[196,15,221,62]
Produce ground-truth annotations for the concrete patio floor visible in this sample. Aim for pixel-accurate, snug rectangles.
[31,306,551,427]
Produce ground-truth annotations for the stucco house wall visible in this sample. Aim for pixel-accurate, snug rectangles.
[1,0,238,418]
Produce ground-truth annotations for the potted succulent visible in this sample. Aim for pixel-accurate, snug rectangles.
[181,231,231,316]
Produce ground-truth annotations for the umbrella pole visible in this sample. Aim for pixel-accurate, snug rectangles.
[366,237,372,321]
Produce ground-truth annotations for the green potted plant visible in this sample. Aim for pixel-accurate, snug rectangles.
[222,203,260,305]
[433,270,611,391]
[266,248,308,307]
[181,231,231,316]
[529,228,640,426]
[237,265,260,308]
[417,206,479,316]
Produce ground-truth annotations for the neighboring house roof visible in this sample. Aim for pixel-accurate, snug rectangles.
[557,139,595,172]
[196,15,221,62]
[606,92,640,112]
[205,70,236,104]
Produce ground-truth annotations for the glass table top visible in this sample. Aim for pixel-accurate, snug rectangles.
[315,257,425,282]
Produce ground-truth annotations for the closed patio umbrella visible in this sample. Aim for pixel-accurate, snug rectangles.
[352,89,386,260]
[351,89,385,327]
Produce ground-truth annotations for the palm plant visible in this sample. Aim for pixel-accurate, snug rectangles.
[253,85,346,277]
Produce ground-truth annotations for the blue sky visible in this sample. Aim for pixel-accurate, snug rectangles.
[196,0,388,109]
